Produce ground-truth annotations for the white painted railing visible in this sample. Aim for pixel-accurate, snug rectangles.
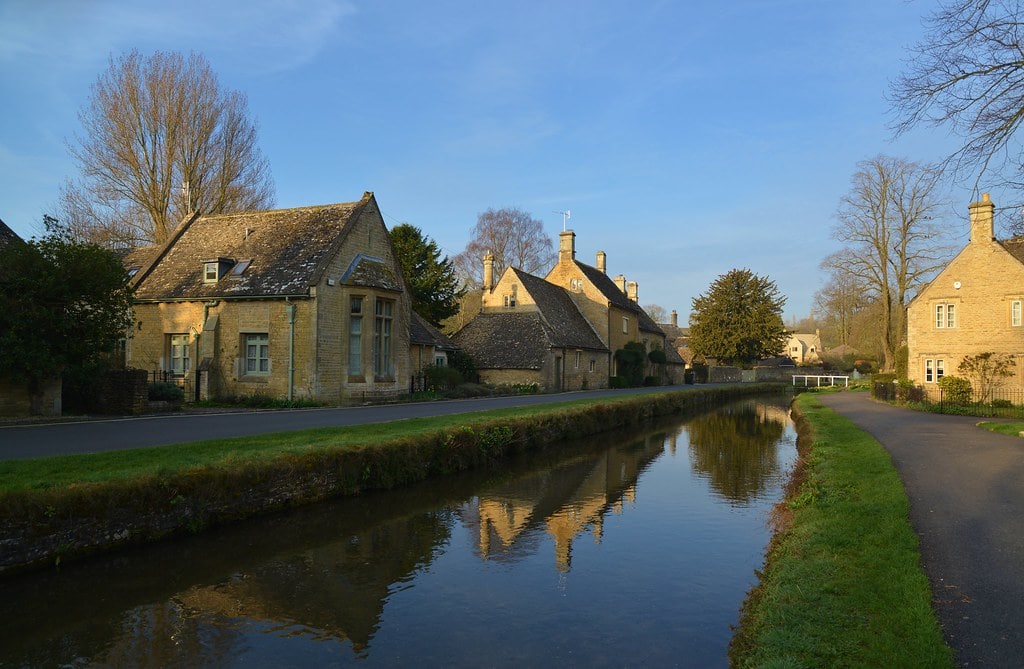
[792,375,850,388]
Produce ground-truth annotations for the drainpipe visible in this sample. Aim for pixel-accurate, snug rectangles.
[286,299,296,401]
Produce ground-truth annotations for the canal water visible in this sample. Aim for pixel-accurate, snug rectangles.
[0,396,797,668]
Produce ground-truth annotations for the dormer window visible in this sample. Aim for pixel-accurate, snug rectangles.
[127,266,141,279]
[203,257,235,283]
[203,262,219,283]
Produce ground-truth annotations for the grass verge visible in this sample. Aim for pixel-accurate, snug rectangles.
[977,421,1024,437]
[729,392,954,668]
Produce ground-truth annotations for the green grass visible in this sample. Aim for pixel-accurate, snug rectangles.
[977,421,1024,437]
[0,394,658,494]
[730,392,954,668]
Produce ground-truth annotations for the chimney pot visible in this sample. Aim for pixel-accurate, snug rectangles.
[969,192,995,244]
[596,251,607,273]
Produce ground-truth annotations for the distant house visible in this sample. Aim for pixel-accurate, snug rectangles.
[454,229,679,389]
[784,331,822,365]
[410,311,457,370]
[907,193,1024,394]
[660,310,694,368]
[125,192,413,403]
[453,262,608,391]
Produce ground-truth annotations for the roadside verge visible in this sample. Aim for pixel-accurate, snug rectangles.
[729,391,953,667]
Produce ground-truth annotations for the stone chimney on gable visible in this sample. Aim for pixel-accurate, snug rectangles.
[627,280,638,302]
[596,251,607,273]
[483,251,494,293]
[614,274,627,293]
[969,192,995,244]
[671,310,678,327]
[559,230,576,265]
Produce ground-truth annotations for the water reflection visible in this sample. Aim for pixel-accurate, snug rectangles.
[686,398,790,504]
[0,397,795,668]
[467,432,665,572]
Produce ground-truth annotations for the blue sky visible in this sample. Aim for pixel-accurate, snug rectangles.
[0,1,982,323]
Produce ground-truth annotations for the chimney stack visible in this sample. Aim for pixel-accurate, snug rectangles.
[558,230,576,265]
[671,310,678,327]
[614,274,627,293]
[596,251,606,273]
[969,192,995,244]
[627,280,638,302]
[483,251,494,293]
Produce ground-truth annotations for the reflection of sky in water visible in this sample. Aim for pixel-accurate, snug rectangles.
[0,399,797,669]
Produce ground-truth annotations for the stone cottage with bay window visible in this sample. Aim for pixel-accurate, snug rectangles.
[907,193,1024,395]
[125,192,412,403]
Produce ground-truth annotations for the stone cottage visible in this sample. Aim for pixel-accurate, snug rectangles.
[907,193,1024,395]
[125,192,412,403]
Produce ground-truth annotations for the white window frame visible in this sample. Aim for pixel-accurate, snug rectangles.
[373,298,394,379]
[169,334,190,376]
[946,304,956,328]
[1013,300,1022,327]
[925,359,934,383]
[936,359,945,381]
[935,304,945,329]
[244,333,269,375]
[574,350,581,369]
[622,316,629,334]
[349,297,363,375]
[204,262,219,283]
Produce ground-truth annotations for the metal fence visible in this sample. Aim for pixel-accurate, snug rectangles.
[875,382,1024,418]
[148,370,193,402]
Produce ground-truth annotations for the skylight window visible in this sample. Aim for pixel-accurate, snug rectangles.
[230,259,251,277]
[127,266,141,278]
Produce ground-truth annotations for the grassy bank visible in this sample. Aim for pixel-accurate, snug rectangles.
[730,392,953,668]
[0,384,779,575]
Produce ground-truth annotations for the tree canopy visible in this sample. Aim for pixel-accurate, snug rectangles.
[0,218,135,391]
[63,49,274,247]
[452,207,555,286]
[688,269,788,367]
[389,223,463,327]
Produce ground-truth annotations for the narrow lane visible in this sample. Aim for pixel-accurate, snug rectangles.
[0,385,698,460]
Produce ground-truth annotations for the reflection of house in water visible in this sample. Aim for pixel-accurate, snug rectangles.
[169,511,452,655]
[466,433,666,573]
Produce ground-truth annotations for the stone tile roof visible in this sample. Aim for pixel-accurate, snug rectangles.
[1000,237,1024,264]
[410,311,457,350]
[573,261,664,336]
[0,218,22,248]
[511,269,606,351]
[452,312,550,369]
[131,194,374,300]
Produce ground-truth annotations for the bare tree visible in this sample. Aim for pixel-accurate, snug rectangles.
[822,156,952,371]
[63,49,274,247]
[643,303,669,324]
[813,270,866,348]
[891,0,1024,184]
[452,207,556,286]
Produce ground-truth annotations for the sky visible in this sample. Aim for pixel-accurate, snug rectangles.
[0,0,994,324]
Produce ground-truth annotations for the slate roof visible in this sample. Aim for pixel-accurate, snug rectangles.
[1000,237,1024,264]
[410,311,457,351]
[131,194,376,300]
[573,261,664,336]
[453,269,607,370]
[0,218,22,248]
[510,269,606,351]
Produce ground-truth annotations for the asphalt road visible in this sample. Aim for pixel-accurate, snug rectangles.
[0,385,691,461]
[818,392,1024,668]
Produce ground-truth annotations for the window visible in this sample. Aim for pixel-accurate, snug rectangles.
[204,262,219,283]
[589,358,596,373]
[229,259,251,277]
[349,297,363,374]
[574,350,581,369]
[374,298,394,378]
[936,303,956,328]
[1013,300,1022,327]
[127,266,141,279]
[169,334,190,376]
[925,358,945,383]
[244,333,269,375]
[622,316,629,334]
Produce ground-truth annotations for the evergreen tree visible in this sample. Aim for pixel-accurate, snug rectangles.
[689,269,788,367]
[0,217,135,403]
[389,223,463,327]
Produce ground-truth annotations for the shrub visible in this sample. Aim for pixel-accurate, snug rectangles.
[991,398,1013,409]
[424,365,463,391]
[148,382,184,402]
[614,342,646,387]
[609,375,628,389]
[643,376,661,387]
[648,349,667,365]
[938,375,972,405]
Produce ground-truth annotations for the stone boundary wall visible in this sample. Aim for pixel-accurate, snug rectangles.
[0,384,783,576]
